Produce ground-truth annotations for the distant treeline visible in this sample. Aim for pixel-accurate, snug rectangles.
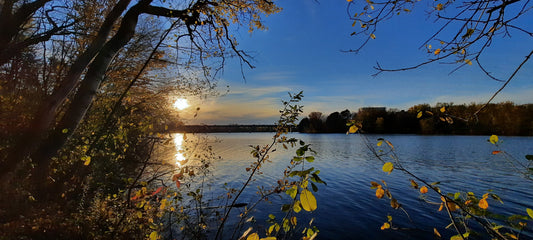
[297,102,533,136]
[173,125,283,133]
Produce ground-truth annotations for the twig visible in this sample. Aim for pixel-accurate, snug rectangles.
[472,49,533,118]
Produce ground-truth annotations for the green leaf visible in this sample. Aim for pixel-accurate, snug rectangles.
[296,147,305,156]
[283,218,290,232]
[527,208,533,219]
[300,189,317,211]
[286,186,297,199]
[305,156,315,162]
[382,162,394,174]
[281,204,291,212]
[293,201,302,213]
[300,180,309,189]
[489,135,499,144]
[454,192,460,200]
[62,128,69,134]
[311,182,318,192]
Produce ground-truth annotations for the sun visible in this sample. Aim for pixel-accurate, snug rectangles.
[173,98,189,110]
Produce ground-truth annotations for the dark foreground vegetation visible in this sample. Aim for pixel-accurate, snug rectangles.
[297,102,533,136]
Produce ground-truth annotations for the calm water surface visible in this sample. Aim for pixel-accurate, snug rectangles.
[164,133,533,239]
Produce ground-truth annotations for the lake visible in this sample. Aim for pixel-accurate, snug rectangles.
[159,133,533,239]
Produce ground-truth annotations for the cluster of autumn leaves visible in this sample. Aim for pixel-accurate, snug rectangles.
[362,133,533,239]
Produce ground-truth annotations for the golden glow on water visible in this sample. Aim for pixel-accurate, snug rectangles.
[173,98,189,110]
[173,133,186,167]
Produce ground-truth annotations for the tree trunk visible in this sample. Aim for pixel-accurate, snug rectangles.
[0,0,131,183]
[30,0,151,194]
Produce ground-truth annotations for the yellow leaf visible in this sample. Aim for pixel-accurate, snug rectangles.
[347,0,353,2]
[450,235,463,240]
[293,200,302,213]
[247,233,259,240]
[438,203,444,211]
[377,140,383,146]
[489,135,499,144]
[460,49,466,54]
[149,231,159,240]
[376,187,385,199]
[290,216,297,226]
[420,186,428,194]
[382,162,393,174]
[370,5,374,10]
[436,3,443,10]
[527,208,533,219]
[465,59,473,65]
[417,111,423,118]
[260,237,277,240]
[434,228,441,238]
[440,106,445,112]
[446,117,454,124]
[300,189,317,211]
[380,222,390,230]
[479,198,489,209]
[348,125,359,133]
[83,156,91,166]
[370,33,376,39]
[62,128,68,134]
[434,48,441,55]
[428,44,432,49]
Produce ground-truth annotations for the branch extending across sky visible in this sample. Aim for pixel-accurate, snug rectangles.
[344,0,532,120]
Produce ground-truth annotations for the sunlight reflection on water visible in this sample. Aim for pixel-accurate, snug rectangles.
[173,133,186,167]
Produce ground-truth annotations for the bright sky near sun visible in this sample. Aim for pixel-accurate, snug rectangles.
[179,1,532,125]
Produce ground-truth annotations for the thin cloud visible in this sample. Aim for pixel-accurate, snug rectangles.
[253,71,296,81]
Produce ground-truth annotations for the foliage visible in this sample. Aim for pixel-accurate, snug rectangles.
[347,126,533,239]
[0,0,283,239]
[216,92,325,240]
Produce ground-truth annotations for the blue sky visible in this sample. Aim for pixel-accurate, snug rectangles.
[180,1,532,125]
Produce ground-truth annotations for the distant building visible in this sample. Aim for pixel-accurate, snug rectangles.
[358,107,386,112]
